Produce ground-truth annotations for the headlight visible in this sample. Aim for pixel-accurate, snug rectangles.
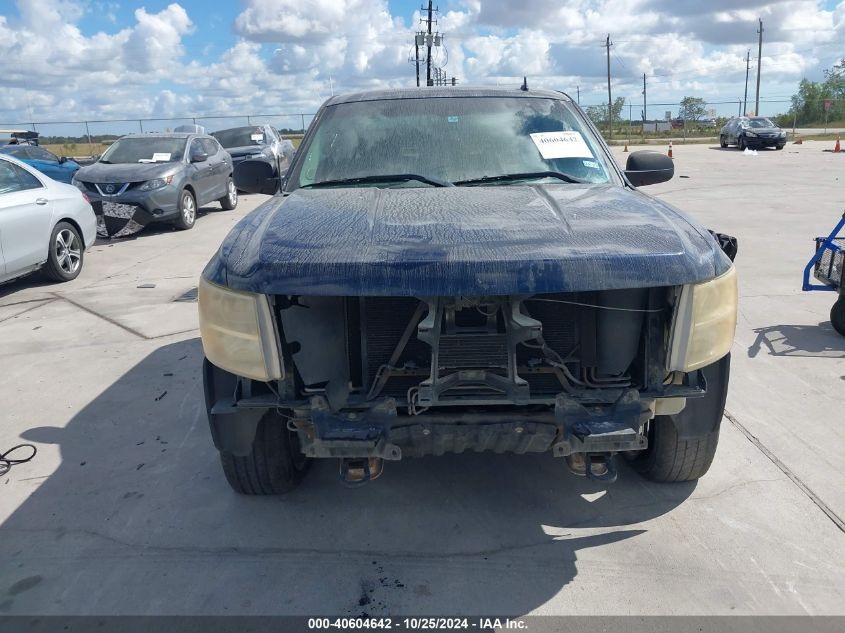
[198,278,282,382]
[745,131,757,137]
[668,266,738,372]
[139,175,173,191]
[71,176,86,191]
[779,131,787,137]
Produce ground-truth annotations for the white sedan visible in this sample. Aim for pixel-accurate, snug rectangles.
[0,153,97,284]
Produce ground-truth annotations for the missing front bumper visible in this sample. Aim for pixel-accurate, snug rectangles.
[293,388,650,460]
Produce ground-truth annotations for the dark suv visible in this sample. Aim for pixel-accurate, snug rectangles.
[720,116,786,150]
[73,133,237,235]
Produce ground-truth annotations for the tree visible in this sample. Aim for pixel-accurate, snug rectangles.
[584,97,625,128]
[678,96,707,122]
[611,96,625,124]
[787,58,845,125]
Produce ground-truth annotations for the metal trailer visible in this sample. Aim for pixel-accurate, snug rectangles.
[802,212,845,336]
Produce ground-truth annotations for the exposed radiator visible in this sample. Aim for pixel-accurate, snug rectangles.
[353,296,580,398]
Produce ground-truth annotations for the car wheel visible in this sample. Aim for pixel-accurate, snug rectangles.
[43,221,84,282]
[738,136,747,150]
[629,354,729,482]
[219,409,311,495]
[219,177,238,211]
[831,298,845,337]
[174,189,196,230]
[776,144,785,150]
[720,135,727,148]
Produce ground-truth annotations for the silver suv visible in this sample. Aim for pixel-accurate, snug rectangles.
[72,133,238,235]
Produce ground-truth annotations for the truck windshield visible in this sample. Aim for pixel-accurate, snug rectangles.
[290,96,614,189]
[212,127,266,148]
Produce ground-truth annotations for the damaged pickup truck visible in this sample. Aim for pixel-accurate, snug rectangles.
[198,87,738,494]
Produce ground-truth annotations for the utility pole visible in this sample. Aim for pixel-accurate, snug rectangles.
[576,85,580,104]
[743,49,750,115]
[642,73,646,137]
[425,1,434,87]
[605,34,613,139]
[415,36,420,87]
[755,19,763,116]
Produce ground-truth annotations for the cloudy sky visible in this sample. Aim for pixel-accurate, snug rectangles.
[0,0,843,134]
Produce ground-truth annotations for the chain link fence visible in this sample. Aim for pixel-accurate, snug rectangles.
[0,113,317,159]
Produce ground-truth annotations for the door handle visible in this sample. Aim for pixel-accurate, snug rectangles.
[35,198,48,205]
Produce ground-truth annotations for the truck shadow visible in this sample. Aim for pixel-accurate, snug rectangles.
[748,322,845,358]
[1,338,695,616]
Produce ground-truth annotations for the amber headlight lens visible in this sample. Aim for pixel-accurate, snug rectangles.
[668,266,738,372]
[198,278,282,382]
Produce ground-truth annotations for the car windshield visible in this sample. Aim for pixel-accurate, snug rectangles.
[746,118,776,128]
[212,127,266,148]
[290,96,614,189]
[0,145,28,158]
[100,137,186,164]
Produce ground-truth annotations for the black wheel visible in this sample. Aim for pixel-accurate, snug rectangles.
[630,354,730,482]
[831,298,845,337]
[43,221,83,282]
[220,409,311,495]
[738,136,747,150]
[720,135,727,148]
[174,189,196,230]
[218,177,238,210]
[776,144,785,150]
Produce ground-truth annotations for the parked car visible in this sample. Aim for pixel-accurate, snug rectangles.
[720,116,786,150]
[211,125,295,181]
[0,154,96,284]
[0,145,80,183]
[199,87,738,495]
[72,133,237,234]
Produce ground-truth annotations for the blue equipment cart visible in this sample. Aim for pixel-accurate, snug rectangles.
[802,212,845,336]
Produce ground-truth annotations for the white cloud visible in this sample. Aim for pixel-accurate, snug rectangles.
[0,0,844,125]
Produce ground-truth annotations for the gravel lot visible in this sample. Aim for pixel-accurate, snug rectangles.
[1,141,844,616]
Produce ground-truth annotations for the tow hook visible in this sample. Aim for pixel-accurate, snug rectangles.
[565,452,618,484]
[339,457,384,487]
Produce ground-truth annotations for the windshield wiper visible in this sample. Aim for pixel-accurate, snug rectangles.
[98,159,112,164]
[301,174,453,188]
[454,171,585,185]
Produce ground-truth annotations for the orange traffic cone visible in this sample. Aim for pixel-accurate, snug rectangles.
[835,134,841,153]
[668,140,673,159]
[794,134,803,145]
[623,142,629,152]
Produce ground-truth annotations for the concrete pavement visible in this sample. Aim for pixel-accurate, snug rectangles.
[1,144,844,616]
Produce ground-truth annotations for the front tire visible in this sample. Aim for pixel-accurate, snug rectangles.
[174,189,196,230]
[720,135,727,148]
[738,136,747,150]
[631,354,730,482]
[219,177,238,210]
[831,298,845,337]
[220,410,311,495]
[43,221,83,282]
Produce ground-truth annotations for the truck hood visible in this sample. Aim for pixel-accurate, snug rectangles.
[75,161,181,183]
[206,184,730,296]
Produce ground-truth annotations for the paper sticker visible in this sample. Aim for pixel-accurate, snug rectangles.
[447,116,459,123]
[151,152,171,161]
[530,131,593,159]
[250,133,264,141]
[582,160,599,169]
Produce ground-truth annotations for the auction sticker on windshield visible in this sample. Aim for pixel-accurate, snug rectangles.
[152,153,171,162]
[530,131,593,159]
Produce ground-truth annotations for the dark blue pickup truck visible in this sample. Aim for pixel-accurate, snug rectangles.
[198,87,738,494]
